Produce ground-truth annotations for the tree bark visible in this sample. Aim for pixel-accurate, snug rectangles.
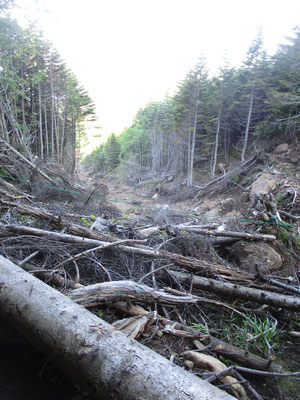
[170,270,300,311]
[0,255,233,400]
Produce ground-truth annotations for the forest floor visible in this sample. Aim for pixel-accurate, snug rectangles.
[1,143,300,400]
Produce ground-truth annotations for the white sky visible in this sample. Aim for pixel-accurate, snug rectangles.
[12,0,300,152]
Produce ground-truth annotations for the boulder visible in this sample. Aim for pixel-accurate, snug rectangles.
[251,173,277,196]
[273,143,289,154]
[227,241,282,274]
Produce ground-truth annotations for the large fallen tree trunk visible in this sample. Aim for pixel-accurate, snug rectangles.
[0,255,233,400]
[170,270,300,311]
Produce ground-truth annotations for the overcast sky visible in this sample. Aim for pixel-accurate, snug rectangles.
[13,0,300,151]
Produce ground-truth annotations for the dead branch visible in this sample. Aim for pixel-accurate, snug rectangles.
[199,336,282,373]
[193,154,259,201]
[0,200,117,242]
[54,239,147,270]
[20,261,84,290]
[67,280,200,307]
[278,210,300,221]
[170,270,300,311]
[235,366,300,378]
[1,223,255,280]
[175,228,276,242]
[0,138,55,184]
[0,177,34,200]
[111,302,282,373]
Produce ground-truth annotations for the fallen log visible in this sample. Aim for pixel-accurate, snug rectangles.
[0,199,116,242]
[196,337,283,373]
[67,280,200,306]
[0,255,234,400]
[1,224,255,279]
[67,280,245,315]
[170,270,300,311]
[176,228,276,242]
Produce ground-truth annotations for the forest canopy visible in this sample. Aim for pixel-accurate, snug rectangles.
[0,6,96,172]
[83,28,300,185]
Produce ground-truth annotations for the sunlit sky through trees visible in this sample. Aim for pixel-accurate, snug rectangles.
[12,0,300,152]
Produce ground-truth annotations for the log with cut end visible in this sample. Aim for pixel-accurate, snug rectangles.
[0,255,234,400]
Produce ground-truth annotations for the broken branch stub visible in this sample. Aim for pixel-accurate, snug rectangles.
[0,255,234,400]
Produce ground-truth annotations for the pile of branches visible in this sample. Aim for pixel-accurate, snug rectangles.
[0,137,300,399]
[1,178,300,400]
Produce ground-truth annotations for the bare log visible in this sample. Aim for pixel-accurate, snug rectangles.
[0,255,234,400]
[67,280,200,307]
[175,228,276,242]
[170,270,300,311]
[196,337,283,373]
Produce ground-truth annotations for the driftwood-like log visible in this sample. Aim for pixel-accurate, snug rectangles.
[1,224,255,280]
[170,270,300,311]
[0,255,234,400]
[67,280,200,306]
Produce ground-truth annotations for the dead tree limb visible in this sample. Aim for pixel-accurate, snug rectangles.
[175,228,276,242]
[199,336,282,373]
[170,270,300,311]
[0,138,55,184]
[67,280,200,307]
[0,255,234,400]
[0,200,117,242]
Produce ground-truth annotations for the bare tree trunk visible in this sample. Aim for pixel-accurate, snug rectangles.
[211,107,222,178]
[241,84,254,162]
[0,255,234,400]
[38,82,44,159]
[188,96,199,186]
[44,100,49,158]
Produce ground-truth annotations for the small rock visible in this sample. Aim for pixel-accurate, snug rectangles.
[273,143,289,154]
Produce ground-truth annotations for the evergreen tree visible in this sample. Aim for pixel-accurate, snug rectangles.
[106,133,120,170]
